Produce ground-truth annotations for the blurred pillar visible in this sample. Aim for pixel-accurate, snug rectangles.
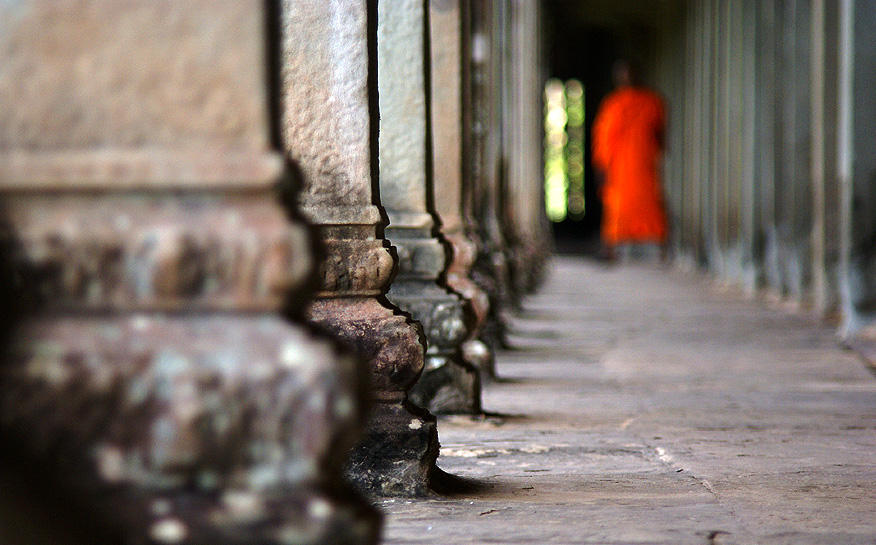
[724,0,744,283]
[281,0,439,495]
[757,0,780,292]
[468,0,513,358]
[776,0,812,303]
[837,0,876,338]
[374,0,480,415]
[504,0,551,296]
[426,0,493,403]
[739,0,759,293]
[0,1,378,543]
[810,0,840,317]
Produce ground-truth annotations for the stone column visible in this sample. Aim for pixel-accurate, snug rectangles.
[757,0,780,291]
[281,0,439,495]
[429,0,493,378]
[740,0,760,293]
[837,0,876,339]
[777,0,812,304]
[377,0,480,415]
[468,0,514,357]
[504,0,551,295]
[810,0,841,316]
[0,1,378,543]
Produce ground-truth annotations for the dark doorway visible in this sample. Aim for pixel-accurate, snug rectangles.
[541,1,674,255]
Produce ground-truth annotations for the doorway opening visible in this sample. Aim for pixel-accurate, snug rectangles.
[542,1,673,255]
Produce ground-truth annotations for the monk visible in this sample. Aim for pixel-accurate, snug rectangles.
[592,60,667,261]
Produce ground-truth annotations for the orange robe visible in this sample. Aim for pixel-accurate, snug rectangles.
[592,86,667,245]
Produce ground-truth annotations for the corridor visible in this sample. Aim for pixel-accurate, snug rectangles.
[5,2,876,542]
[384,257,876,544]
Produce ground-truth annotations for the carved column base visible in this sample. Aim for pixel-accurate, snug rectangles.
[444,232,495,380]
[444,234,490,328]
[0,314,379,545]
[0,467,378,545]
[386,228,482,415]
[390,285,481,414]
[307,297,439,496]
[472,246,513,358]
[461,339,493,381]
[408,355,480,414]
[345,402,439,497]
[509,240,551,297]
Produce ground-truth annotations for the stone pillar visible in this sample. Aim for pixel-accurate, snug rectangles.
[281,0,439,495]
[837,0,876,339]
[0,1,378,543]
[724,0,745,283]
[468,0,514,356]
[677,0,702,269]
[504,0,551,296]
[697,1,709,265]
[777,0,812,304]
[756,0,780,292]
[705,0,719,272]
[429,0,494,379]
[740,0,760,293]
[372,0,479,415]
[810,0,841,317]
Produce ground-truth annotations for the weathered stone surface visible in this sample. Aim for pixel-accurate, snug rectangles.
[1,316,377,545]
[308,298,424,402]
[471,242,514,356]
[281,0,439,496]
[378,0,480,415]
[382,230,480,414]
[502,2,552,297]
[387,230,446,280]
[430,0,464,228]
[383,258,876,544]
[446,232,493,377]
[346,403,440,497]
[0,1,379,542]
[0,166,379,544]
[376,0,429,213]
[308,295,441,494]
[280,1,371,209]
[466,1,514,358]
[0,0,270,151]
[429,0,494,379]
[316,237,395,298]
[394,280,480,414]
[0,186,311,312]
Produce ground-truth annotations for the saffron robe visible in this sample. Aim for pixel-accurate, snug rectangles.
[592,86,667,245]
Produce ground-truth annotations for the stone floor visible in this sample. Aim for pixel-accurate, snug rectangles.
[381,256,876,544]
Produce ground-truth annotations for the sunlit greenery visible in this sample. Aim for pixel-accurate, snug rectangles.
[544,79,585,223]
[565,80,585,220]
[544,79,567,222]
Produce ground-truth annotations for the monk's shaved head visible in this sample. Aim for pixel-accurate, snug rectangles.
[612,59,640,87]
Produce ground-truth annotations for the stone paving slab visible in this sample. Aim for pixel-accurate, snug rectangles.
[382,257,876,544]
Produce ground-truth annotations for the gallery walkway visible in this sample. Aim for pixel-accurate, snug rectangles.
[383,256,876,544]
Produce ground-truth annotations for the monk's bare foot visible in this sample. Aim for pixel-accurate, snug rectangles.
[597,245,617,264]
